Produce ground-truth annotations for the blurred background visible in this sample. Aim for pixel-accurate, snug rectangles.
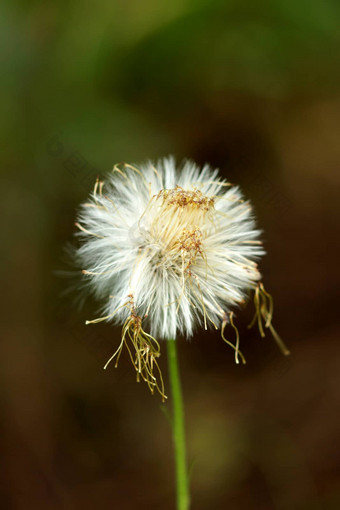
[1,0,340,508]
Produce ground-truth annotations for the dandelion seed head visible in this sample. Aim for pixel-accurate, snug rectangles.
[75,157,264,340]
[73,157,290,398]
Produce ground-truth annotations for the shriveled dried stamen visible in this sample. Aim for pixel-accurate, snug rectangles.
[178,227,202,255]
[248,282,290,356]
[158,186,215,211]
[221,312,246,364]
[99,296,167,401]
[177,227,203,272]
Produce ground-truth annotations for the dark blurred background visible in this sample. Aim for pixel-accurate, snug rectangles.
[2,1,340,508]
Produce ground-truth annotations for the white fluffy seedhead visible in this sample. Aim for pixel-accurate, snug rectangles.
[74,157,288,399]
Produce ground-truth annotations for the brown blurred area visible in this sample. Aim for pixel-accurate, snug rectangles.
[1,1,340,509]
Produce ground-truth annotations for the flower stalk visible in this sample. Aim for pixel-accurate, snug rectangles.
[167,339,190,510]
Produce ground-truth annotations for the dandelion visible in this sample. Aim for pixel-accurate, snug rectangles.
[74,157,288,397]
[73,156,289,510]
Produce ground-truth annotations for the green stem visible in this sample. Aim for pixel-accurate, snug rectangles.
[167,339,190,510]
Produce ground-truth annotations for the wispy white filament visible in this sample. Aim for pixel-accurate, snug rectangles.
[75,157,264,340]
